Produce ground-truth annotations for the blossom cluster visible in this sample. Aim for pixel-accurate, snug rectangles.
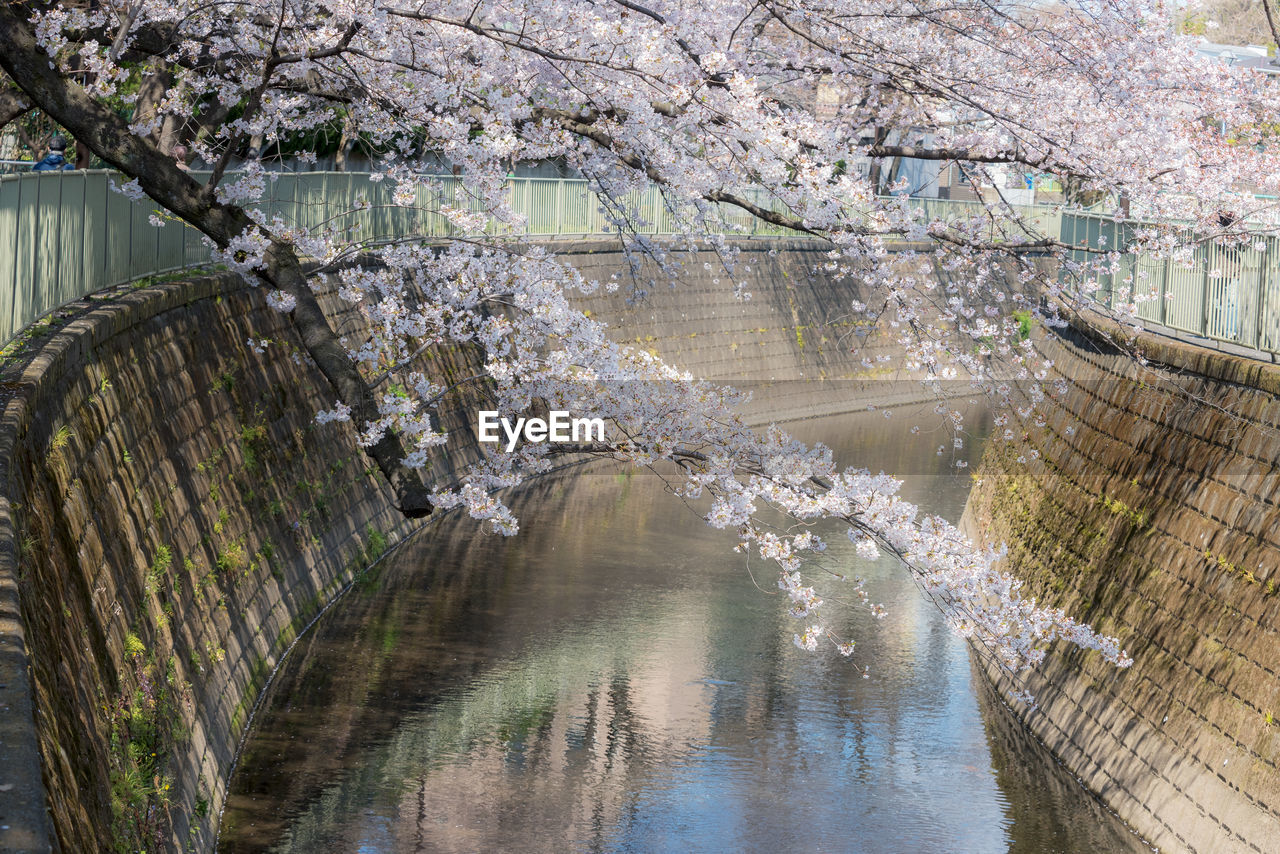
[26,0,1264,676]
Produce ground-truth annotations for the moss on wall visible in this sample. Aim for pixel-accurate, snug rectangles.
[2,239,935,853]
[964,320,1280,854]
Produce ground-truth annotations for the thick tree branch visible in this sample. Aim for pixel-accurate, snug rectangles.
[865,144,1046,168]
[0,81,31,131]
[0,3,435,517]
[1265,0,1280,52]
[0,7,236,236]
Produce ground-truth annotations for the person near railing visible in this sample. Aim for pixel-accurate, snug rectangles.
[31,135,73,172]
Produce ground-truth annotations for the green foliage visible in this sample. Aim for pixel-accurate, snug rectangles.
[107,654,187,852]
[123,632,146,659]
[145,545,173,595]
[209,371,236,395]
[1012,309,1034,342]
[151,545,172,575]
[216,539,246,574]
[1205,550,1264,588]
[198,569,217,595]
[365,526,389,562]
[354,526,394,590]
[46,424,74,466]
[196,446,224,475]
[128,268,200,291]
[238,408,269,473]
[1100,494,1146,527]
[204,641,226,664]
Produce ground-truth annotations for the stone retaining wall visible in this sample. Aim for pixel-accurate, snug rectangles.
[963,314,1280,854]
[0,239,916,853]
[559,238,935,420]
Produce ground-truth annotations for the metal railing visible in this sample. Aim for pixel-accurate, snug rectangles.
[2,169,1274,355]
[0,170,211,346]
[1061,212,1280,353]
[0,171,819,346]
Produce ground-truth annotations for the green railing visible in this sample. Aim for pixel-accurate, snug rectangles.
[2,169,1274,354]
[1061,212,1280,352]
[0,170,208,346]
[0,171,811,346]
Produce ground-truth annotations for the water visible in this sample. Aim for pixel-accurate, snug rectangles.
[219,404,1147,853]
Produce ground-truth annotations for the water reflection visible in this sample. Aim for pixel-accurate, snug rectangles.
[220,404,1146,853]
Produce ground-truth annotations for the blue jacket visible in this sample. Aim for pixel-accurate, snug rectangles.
[31,153,73,172]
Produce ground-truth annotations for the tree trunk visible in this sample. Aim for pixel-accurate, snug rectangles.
[134,59,170,144]
[0,80,30,130]
[334,114,355,173]
[0,4,436,517]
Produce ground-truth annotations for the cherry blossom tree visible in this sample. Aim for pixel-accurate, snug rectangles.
[6,0,1267,675]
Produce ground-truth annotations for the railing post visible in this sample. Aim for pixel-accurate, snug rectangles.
[51,174,62,315]
[1159,255,1170,327]
[1200,250,1211,337]
[1107,220,1118,311]
[96,173,107,290]
[10,175,21,340]
[555,179,565,235]
[507,179,515,237]
[1258,240,1272,350]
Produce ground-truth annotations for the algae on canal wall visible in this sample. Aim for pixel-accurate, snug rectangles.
[1,240,910,853]
[964,315,1280,854]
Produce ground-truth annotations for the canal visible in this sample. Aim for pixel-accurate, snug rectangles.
[218,403,1147,853]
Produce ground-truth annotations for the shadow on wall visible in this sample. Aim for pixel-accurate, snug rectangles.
[3,238,993,853]
[964,313,1280,854]
[0,272,488,854]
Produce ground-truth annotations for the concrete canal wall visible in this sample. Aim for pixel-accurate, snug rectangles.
[964,313,1280,854]
[13,233,1273,854]
[0,239,906,853]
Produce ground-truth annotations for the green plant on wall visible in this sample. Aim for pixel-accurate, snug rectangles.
[208,371,236,395]
[46,424,74,468]
[238,407,270,473]
[216,538,246,575]
[107,642,189,853]
[144,546,173,596]
[1012,309,1034,342]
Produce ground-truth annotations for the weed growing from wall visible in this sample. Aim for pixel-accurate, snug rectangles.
[107,639,190,853]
